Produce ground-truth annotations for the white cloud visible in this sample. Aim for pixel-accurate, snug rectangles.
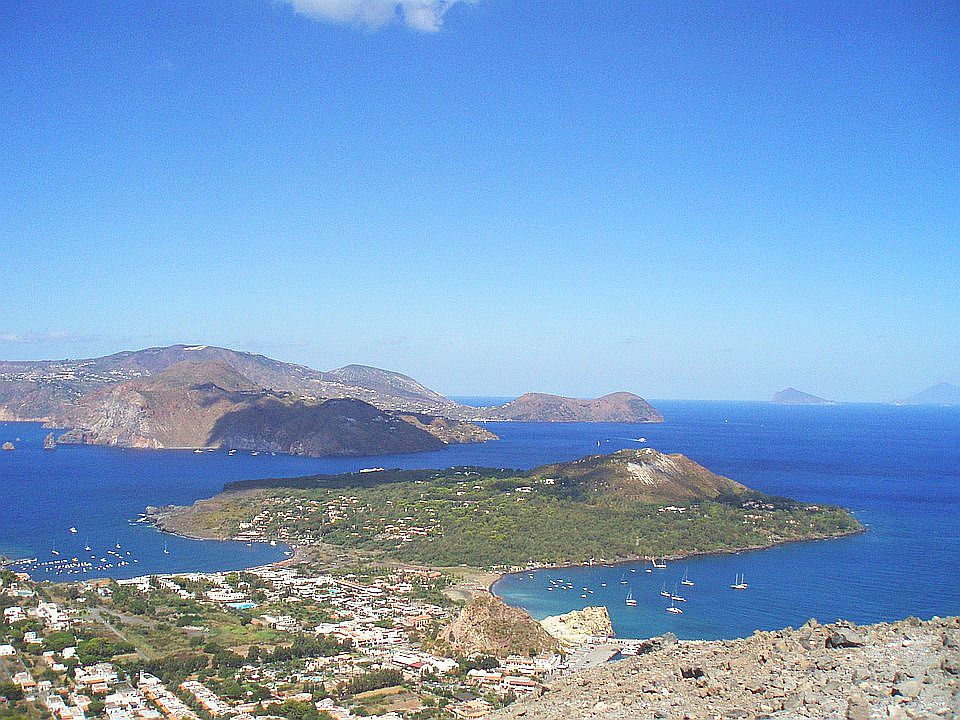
[282,0,472,32]
[0,331,100,345]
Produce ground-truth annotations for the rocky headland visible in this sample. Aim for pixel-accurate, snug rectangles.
[491,615,960,720]
[540,606,614,651]
[438,594,560,657]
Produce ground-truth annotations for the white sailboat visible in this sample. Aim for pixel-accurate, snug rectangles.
[619,572,628,585]
[163,542,170,555]
[666,597,683,615]
[625,588,637,606]
[659,582,671,598]
[681,568,694,587]
[670,583,686,602]
[731,573,749,590]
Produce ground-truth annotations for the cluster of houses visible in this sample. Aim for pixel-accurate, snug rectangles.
[225,494,439,550]
[1,561,567,720]
[108,565,563,718]
[3,598,73,632]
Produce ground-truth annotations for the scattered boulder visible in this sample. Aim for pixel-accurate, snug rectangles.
[487,616,959,720]
[826,626,866,648]
[846,696,870,720]
[893,679,921,698]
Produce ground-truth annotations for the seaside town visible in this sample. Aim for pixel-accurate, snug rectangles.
[0,555,603,720]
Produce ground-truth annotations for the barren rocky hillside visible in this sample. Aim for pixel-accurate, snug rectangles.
[491,616,960,720]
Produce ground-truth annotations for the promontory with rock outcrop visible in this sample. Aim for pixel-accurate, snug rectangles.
[0,344,662,456]
[148,448,862,568]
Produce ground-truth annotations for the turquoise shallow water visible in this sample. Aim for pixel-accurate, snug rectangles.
[1,401,958,641]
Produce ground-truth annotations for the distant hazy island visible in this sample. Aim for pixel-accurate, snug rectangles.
[149,448,862,568]
[898,382,960,406]
[771,387,834,405]
[481,391,662,423]
[0,344,662,457]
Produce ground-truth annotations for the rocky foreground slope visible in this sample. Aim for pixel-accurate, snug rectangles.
[492,616,960,720]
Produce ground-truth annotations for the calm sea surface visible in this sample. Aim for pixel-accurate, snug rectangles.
[1,401,958,640]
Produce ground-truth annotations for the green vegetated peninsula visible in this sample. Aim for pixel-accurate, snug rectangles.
[151,449,862,569]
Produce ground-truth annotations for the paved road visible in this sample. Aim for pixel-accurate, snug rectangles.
[85,608,149,660]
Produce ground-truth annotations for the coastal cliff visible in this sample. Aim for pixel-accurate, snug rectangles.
[540,606,614,650]
[56,361,493,456]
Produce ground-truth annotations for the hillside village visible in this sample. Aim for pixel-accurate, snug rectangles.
[0,558,605,720]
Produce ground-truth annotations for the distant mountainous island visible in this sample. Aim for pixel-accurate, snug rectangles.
[0,344,661,456]
[771,387,834,405]
[898,382,960,406]
[481,391,662,423]
[150,447,862,567]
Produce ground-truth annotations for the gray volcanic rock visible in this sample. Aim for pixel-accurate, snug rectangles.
[487,391,663,423]
[490,616,960,720]
[540,606,614,650]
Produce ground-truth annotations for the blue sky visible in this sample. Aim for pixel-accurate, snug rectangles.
[1,1,958,401]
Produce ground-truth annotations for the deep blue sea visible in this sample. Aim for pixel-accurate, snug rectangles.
[1,401,959,640]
